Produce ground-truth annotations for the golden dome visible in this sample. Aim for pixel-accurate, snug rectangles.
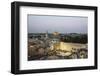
[53,32,59,36]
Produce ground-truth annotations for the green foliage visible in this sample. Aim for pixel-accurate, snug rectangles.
[60,34,87,44]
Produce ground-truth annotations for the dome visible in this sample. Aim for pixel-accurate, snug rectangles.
[53,32,59,36]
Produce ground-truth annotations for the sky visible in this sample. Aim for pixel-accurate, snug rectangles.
[28,15,88,33]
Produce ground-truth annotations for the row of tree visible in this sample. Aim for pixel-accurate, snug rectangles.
[60,34,87,44]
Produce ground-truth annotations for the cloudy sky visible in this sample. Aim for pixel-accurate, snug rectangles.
[28,15,88,33]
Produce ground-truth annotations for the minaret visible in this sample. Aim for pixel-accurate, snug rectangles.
[45,31,48,39]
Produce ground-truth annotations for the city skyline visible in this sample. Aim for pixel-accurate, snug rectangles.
[28,15,88,33]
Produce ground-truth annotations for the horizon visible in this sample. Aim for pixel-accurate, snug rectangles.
[28,32,87,34]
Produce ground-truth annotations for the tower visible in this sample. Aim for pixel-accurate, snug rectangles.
[45,31,48,39]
